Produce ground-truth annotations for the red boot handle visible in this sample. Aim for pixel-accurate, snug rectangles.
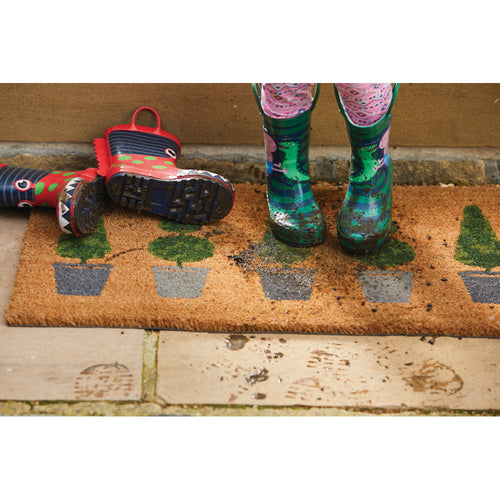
[130,106,162,134]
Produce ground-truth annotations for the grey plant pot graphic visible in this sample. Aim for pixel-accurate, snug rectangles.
[257,268,316,301]
[458,271,500,304]
[149,221,215,299]
[53,263,113,296]
[356,270,414,303]
[153,266,210,298]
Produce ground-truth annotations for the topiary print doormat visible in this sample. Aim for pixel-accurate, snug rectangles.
[6,184,500,337]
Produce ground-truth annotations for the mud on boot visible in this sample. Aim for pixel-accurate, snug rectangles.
[334,84,400,253]
[253,85,326,247]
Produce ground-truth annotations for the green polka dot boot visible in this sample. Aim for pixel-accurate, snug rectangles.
[94,106,235,225]
[0,164,107,236]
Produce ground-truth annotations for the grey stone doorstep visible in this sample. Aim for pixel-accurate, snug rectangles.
[1,143,498,184]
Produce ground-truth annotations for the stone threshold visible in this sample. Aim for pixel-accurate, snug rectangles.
[1,142,499,185]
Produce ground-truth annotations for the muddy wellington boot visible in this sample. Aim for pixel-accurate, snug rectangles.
[0,164,107,236]
[334,84,400,252]
[253,84,326,247]
[94,106,235,224]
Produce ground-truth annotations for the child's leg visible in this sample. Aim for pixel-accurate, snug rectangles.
[334,83,393,126]
[261,83,314,119]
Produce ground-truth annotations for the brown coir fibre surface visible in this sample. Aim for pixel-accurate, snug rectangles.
[6,184,500,336]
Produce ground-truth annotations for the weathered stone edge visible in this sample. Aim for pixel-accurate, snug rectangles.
[1,400,498,416]
[1,143,499,185]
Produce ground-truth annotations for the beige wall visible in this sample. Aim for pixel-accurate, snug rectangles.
[0,83,498,147]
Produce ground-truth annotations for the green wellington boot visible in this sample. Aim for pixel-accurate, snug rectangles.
[334,84,400,252]
[253,84,326,247]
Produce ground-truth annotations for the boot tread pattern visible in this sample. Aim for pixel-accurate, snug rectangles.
[71,176,108,236]
[107,173,233,224]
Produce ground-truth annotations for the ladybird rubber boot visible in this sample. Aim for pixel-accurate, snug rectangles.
[0,164,107,236]
[253,84,326,247]
[334,84,399,253]
[94,106,235,224]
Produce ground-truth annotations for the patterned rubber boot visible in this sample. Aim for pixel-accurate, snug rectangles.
[334,84,400,252]
[94,106,235,224]
[0,164,107,236]
[253,85,326,247]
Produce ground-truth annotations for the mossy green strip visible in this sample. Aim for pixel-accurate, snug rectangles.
[1,400,496,417]
[141,331,159,403]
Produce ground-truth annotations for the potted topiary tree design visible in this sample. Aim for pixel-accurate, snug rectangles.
[233,224,316,301]
[53,216,113,296]
[455,205,500,303]
[148,220,214,298]
[355,225,416,303]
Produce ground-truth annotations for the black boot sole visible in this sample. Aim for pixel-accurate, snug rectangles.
[106,172,235,224]
[71,176,109,236]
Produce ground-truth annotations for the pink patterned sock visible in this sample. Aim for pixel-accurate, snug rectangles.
[335,83,393,126]
[261,83,314,119]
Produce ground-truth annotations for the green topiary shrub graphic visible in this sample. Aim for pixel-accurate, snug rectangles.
[53,216,112,296]
[356,239,416,270]
[455,205,500,272]
[56,216,111,263]
[244,223,316,301]
[148,220,214,267]
[255,223,310,267]
[356,222,415,270]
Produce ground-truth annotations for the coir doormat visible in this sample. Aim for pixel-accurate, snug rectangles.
[6,184,500,337]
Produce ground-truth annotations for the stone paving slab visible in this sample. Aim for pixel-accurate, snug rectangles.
[0,209,29,317]
[157,331,500,410]
[0,329,144,401]
[1,203,144,403]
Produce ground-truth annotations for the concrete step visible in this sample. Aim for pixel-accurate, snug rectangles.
[1,142,499,185]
